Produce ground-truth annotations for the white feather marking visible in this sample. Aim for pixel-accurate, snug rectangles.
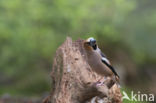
[102,57,110,64]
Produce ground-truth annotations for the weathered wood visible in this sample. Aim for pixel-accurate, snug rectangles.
[43,37,122,103]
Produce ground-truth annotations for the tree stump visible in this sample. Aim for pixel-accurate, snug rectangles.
[43,37,122,103]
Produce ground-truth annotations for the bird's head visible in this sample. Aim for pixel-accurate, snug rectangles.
[84,37,97,50]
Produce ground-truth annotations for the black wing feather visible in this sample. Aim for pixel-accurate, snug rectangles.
[97,48,119,78]
[101,58,119,78]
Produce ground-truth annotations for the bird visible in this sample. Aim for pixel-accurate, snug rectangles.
[83,37,119,86]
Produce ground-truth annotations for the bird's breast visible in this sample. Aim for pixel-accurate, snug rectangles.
[87,52,113,76]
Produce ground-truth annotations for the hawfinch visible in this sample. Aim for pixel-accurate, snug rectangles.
[83,37,119,85]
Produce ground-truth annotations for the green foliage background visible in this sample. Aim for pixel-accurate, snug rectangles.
[0,0,155,100]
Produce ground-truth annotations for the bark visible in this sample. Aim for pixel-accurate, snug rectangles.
[43,37,122,103]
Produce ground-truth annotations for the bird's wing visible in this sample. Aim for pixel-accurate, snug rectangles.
[97,48,106,57]
[101,58,119,77]
[99,49,119,78]
[97,48,110,64]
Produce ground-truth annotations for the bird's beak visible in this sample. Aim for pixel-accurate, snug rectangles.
[84,39,96,46]
[90,39,96,46]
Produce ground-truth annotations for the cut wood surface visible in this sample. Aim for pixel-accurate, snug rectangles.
[43,37,122,103]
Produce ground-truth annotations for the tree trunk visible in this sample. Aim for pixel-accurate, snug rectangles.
[43,37,122,103]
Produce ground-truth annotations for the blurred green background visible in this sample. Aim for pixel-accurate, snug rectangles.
[0,0,156,102]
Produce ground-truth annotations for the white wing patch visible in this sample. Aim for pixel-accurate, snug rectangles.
[102,57,110,64]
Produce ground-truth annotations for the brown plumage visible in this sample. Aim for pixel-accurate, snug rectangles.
[83,37,119,84]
